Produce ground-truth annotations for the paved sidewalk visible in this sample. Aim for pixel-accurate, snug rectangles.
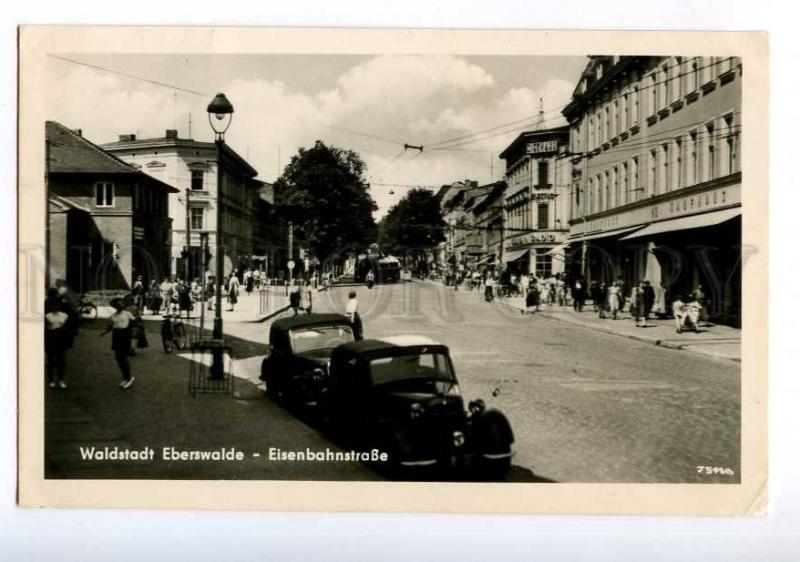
[497,296,741,362]
[423,279,740,362]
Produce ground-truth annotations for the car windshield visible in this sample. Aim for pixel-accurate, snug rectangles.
[369,351,455,386]
[289,325,354,354]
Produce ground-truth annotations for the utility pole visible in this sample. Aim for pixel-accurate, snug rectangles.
[185,188,192,284]
[287,221,293,284]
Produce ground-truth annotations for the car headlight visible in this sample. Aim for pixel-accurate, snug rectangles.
[410,403,424,419]
[452,431,465,447]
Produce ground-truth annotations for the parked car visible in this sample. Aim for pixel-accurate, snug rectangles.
[321,335,515,477]
[260,313,355,406]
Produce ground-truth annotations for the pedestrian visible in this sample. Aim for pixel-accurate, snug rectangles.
[556,276,566,307]
[206,277,216,311]
[686,294,702,333]
[524,280,540,314]
[693,284,708,326]
[178,280,193,318]
[287,279,301,315]
[245,269,254,295]
[227,273,240,311]
[345,290,363,341]
[643,280,656,321]
[54,279,79,346]
[366,269,375,289]
[159,276,175,315]
[633,282,647,327]
[572,279,585,312]
[302,280,314,314]
[484,273,496,302]
[539,280,550,310]
[607,282,621,320]
[45,289,70,389]
[147,280,162,315]
[598,283,609,318]
[672,294,690,333]
[101,298,136,389]
[131,275,145,314]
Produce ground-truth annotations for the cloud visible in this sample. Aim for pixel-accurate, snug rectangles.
[46,55,576,218]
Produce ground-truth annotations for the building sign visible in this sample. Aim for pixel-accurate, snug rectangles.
[572,183,741,237]
[133,226,145,241]
[526,140,558,154]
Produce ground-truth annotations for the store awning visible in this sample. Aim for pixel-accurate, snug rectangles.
[474,254,495,266]
[503,249,530,263]
[545,242,569,255]
[569,225,645,243]
[619,207,741,240]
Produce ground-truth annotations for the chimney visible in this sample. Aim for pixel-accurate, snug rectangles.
[71,129,82,137]
[118,134,136,142]
[165,129,178,140]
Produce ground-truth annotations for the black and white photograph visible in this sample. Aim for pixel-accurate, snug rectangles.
[17,27,768,514]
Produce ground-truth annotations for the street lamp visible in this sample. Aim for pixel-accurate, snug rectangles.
[207,93,234,379]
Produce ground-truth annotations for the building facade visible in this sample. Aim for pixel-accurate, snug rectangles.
[563,55,742,325]
[102,130,260,281]
[47,121,176,292]
[499,127,571,278]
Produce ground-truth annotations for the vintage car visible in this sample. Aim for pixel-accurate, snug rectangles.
[259,313,355,406]
[321,335,515,476]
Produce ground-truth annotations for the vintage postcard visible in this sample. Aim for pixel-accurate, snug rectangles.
[18,27,768,514]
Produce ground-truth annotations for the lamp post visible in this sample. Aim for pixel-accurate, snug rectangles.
[207,92,234,379]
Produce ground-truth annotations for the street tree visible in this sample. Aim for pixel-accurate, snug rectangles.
[273,140,378,264]
[378,188,446,269]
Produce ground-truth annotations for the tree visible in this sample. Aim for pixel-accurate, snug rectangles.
[378,188,446,264]
[273,141,378,263]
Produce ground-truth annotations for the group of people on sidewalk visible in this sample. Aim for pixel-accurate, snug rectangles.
[139,271,250,318]
[571,277,709,332]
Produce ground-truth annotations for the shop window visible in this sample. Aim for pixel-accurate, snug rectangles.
[535,249,553,279]
[95,182,114,207]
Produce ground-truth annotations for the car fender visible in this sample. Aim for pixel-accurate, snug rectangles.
[471,408,514,453]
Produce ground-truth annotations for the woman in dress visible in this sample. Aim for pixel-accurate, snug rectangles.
[101,298,136,389]
[227,273,240,312]
[607,282,621,320]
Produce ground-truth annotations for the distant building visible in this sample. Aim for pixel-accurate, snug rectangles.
[46,121,176,292]
[102,129,260,280]
[435,180,478,271]
[563,56,742,325]
[499,127,571,277]
[467,181,506,271]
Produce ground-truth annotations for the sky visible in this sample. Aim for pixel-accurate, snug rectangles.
[46,53,587,217]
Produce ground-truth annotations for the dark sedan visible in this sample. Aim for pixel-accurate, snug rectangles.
[321,335,515,477]
[260,313,354,407]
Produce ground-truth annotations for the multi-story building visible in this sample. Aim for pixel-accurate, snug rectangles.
[563,55,742,325]
[435,180,478,271]
[461,181,505,269]
[46,121,176,292]
[499,127,571,278]
[469,181,506,270]
[102,129,260,280]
